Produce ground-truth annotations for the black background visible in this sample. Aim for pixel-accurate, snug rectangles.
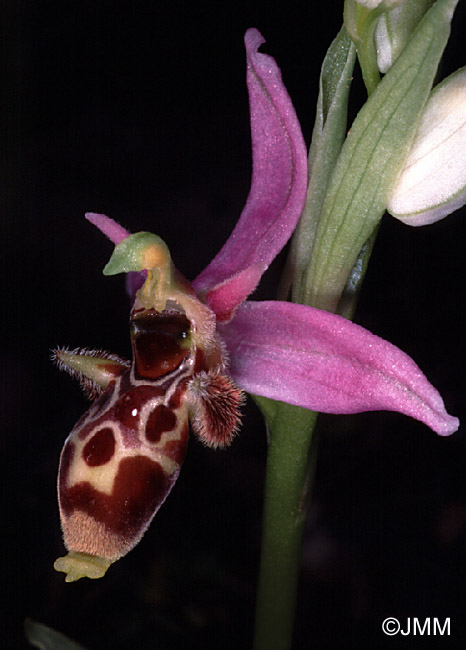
[3,1,466,648]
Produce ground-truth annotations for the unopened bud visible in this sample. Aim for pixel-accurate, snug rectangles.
[375,0,434,73]
[388,68,466,225]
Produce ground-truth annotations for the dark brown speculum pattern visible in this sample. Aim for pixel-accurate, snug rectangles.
[82,427,115,466]
[131,310,191,380]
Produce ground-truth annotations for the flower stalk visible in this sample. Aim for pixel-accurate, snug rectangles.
[253,405,318,650]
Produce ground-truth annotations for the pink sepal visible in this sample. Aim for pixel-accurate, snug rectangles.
[126,270,146,300]
[219,301,459,436]
[193,28,307,297]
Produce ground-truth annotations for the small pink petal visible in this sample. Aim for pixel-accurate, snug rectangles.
[85,213,131,245]
[204,263,266,323]
[126,270,146,299]
[193,28,307,297]
[219,301,459,436]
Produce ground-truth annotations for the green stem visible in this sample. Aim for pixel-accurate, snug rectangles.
[356,12,382,96]
[253,227,378,650]
[253,405,318,650]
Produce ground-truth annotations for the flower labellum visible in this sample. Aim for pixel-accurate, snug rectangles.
[388,67,466,225]
[54,235,243,582]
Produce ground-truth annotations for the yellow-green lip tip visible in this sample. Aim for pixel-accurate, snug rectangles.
[54,551,113,582]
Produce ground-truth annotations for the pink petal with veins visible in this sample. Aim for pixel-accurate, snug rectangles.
[204,263,266,322]
[219,301,459,436]
[85,213,131,244]
[193,28,307,301]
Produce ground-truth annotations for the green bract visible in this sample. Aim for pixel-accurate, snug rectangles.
[300,0,458,313]
[289,28,356,303]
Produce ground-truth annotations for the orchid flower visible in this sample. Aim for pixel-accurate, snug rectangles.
[53,28,458,582]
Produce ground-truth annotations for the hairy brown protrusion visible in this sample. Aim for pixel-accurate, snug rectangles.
[187,369,244,448]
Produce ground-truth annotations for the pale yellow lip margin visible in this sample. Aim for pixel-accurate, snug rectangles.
[54,551,113,582]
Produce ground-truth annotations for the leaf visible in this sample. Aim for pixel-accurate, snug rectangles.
[25,619,86,650]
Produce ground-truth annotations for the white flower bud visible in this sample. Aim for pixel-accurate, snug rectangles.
[374,12,394,73]
[355,0,384,7]
[388,68,466,225]
[375,1,434,74]
[354,0,402,8]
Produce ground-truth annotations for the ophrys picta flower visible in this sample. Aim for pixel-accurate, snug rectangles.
[53,29,458,582]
